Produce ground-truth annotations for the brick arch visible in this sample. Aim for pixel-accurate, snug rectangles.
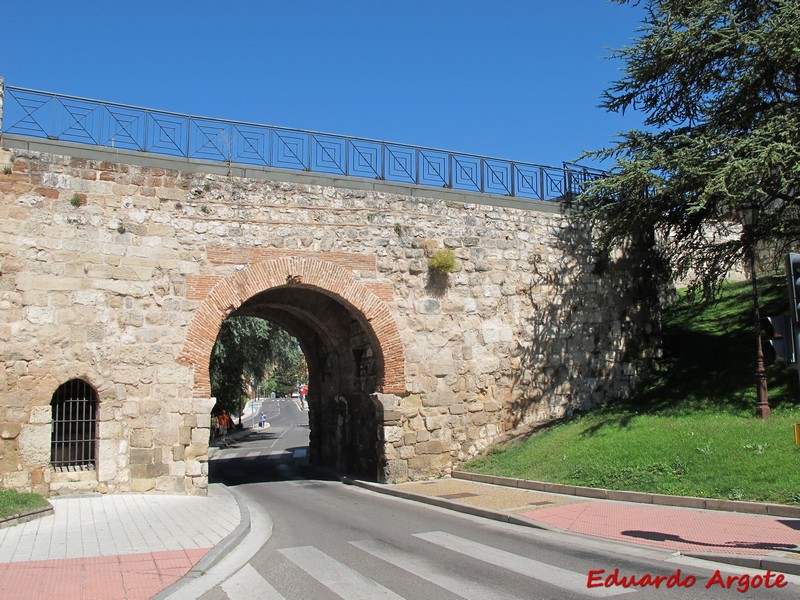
[178,256,406,398]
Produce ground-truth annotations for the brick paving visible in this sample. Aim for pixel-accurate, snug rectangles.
[0,484,239,599]
[388,478,800,564]
[0,549,208,600]
[521,501,800,555]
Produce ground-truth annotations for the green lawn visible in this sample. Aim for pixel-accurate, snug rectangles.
[0,489,49,519]
[464,276,800,505]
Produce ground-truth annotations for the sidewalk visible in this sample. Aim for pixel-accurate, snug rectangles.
[363,472,800,576]
[0,484,243,600]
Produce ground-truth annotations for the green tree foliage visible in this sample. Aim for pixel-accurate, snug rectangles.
[210,316,304,418]
[577,0,800,299]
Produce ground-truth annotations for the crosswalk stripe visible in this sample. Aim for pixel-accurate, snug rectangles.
[350,538,526,600]
[292,448,307,458]
[414,531,634,598]
[221,564,286,600]
[279,546,405,599]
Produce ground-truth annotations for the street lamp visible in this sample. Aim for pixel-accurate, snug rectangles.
[742,205,771,419]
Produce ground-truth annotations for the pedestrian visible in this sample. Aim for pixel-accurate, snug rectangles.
[219,410,229,443]
[259,412,266,428]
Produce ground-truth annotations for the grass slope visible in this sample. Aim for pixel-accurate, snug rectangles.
[0,489,49,519]
[465,276,800,505]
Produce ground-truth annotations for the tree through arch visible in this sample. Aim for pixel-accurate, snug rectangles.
[179,256,406,479]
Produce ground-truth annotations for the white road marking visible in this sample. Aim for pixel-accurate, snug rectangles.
[221,564,286,600]
[351,538,526,600]
[414,531,635,597]
[279,546,405,599]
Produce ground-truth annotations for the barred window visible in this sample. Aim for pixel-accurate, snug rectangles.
[50,379,97,472]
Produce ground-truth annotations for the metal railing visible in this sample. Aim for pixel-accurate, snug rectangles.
[1,85,603,202]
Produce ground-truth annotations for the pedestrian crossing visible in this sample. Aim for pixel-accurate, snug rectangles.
[210,448,308,461]
[216,531,633,599]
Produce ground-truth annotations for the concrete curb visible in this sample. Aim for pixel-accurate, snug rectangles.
[151,485,251,600]
[453,471,800,518]
[0,502,54,529]
[352,479,557,532]
[682,552,800,576]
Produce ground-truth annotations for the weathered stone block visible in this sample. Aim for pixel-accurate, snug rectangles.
[29,406,51,424]
[179,426,192,445]
[184,443,209,460]
[131,478,155,492]
[19,424,50,467]
[191,427,208,445]
[0,423,21,439]
[384,426,403,444]
[130,429,153,448]
[155,475,184,493]
[98,421,123,439]
[382,410,402,424]
[130,448,154,464]
[172,445,185,461]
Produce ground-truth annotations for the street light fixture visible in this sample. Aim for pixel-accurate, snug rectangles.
[743,205,771,419]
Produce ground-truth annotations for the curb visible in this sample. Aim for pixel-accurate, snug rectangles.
[453,471,800,518]
[151,484,251,600]
[355,478,800,577]
[352,479,557,532]
[682,551,800,576]
[0,502,54,529]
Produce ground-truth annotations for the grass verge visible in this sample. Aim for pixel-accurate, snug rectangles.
[0,489,49,520]
[464,276,800,505]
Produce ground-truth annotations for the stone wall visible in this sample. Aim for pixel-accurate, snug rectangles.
[0,137,657,495]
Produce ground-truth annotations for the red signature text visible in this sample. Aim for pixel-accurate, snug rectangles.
[587,568,787,592]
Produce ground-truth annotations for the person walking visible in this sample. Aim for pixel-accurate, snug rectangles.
[259,412,267,428]
[218,410,230,444]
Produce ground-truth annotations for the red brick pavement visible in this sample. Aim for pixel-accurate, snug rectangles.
[0,548,209,600]
[521,501,800,555]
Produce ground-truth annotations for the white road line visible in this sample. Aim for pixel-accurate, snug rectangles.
[221,564,286,600]
[279,546,405,599]
[351,538,526,600]
[246,451,261,458]
[414,531,634,598]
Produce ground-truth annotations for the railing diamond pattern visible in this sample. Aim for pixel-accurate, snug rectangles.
[1,85,604,202]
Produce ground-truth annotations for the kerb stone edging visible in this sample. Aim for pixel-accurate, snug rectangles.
[453,471,800,518]
[0,502,54,529]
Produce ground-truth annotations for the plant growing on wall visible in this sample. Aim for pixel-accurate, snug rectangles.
[428,248,457,275]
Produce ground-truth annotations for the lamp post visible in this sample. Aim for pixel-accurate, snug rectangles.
[744,206,771,419]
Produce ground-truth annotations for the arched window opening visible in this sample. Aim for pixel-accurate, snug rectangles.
[50,379,97,472]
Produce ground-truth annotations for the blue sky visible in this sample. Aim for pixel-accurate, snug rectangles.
[2,1,645,169]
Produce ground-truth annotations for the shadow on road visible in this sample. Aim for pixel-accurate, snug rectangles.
[209,428,334,486]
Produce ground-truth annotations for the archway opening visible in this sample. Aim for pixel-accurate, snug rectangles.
[208,285,387,481]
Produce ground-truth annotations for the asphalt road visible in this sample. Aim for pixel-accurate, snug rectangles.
[201,399,798,599]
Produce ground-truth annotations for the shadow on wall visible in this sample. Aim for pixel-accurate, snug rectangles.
[507,209,663,431]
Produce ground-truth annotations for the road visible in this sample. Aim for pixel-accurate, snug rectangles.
[201,399,798,599]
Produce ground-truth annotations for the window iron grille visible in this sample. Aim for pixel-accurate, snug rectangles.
[50,379,97,472]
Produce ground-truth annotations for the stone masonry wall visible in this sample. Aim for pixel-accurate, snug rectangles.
[0,140,656,494]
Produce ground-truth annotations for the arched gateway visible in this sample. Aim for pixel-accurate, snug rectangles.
[179,256,406,481]
[1,136,653,497]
